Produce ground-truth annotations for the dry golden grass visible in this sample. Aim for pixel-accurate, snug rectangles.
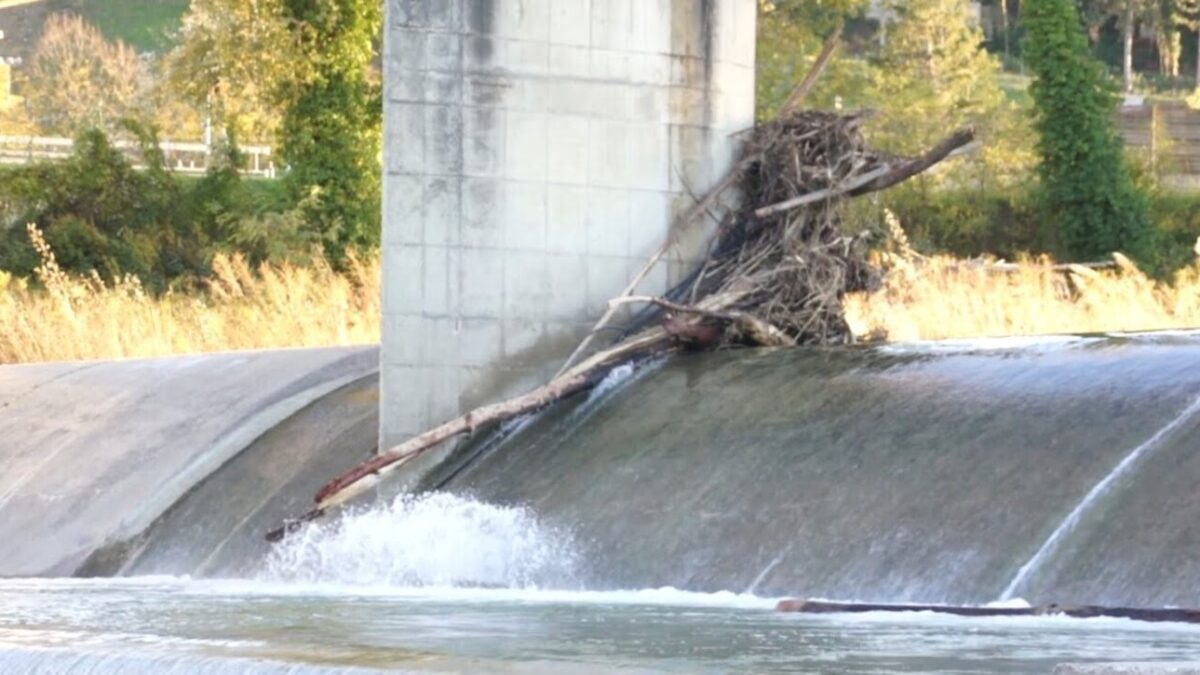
[0,225,380,363]
[846,233,1200,342]
[3,220,1200,364]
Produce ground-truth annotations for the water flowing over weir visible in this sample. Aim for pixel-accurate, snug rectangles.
[7,336,1200,613]
[407,334,1200,606]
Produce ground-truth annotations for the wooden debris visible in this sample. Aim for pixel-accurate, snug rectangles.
[775,599,1200,625]
[264,110,974,542]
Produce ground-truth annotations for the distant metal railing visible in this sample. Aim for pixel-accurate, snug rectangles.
[0,135,277,178]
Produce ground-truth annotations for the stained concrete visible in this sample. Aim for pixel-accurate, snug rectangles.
[0,347,377,577]
[381,0,757,448]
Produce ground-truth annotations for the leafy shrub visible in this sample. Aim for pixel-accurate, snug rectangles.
[0,125,292,290]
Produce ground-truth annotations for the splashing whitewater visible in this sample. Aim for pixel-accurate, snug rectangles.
[264,493,579,589]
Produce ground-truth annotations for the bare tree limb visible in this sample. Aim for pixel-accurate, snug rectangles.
[754,127,976,220]
[609,295,795,347]
[779,24,843,115]
[553,168,743,378]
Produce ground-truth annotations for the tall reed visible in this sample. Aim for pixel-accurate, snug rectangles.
[3,223,1199,364]
[0,225,380,363]
[845,226,1200,341]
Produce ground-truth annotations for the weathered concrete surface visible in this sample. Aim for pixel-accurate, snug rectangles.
[109,375,379,578]
[381,0,758,448]
[0,347,377,577]
[1055,665,1200,675]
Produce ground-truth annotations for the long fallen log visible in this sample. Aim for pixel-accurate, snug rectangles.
[264,327,678,542]
[775,599,1200,625]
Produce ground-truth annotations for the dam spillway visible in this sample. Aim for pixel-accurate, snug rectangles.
[4,336,1200,607]
[411,333,1200,607]
[4,335,1200,671]
[0,347,378,578]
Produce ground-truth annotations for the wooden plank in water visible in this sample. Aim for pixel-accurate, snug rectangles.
[776,599,1200,625]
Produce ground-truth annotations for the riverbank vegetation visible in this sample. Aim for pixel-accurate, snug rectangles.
[0,225,378,363]
[845,212,1200,340]
[2,0,1200,366]
[3,223,1198,364]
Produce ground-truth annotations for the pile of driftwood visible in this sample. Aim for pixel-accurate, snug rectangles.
[265,103,974,542]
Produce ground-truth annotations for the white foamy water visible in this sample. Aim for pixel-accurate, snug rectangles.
[879,334,1101,354]
[263,493,579,589]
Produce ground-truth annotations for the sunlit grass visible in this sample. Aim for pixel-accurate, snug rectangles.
[0,225,379,364]
[4,220,1200,364]
[845,244,1200,342]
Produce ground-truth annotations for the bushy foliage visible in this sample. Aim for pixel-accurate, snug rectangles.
[0,126,286,289]
[870,182,1200,276]
[278,0,383,263]
[870,0,1005,153]
[1024,0,1154,262]
[165,0,297,142]
[875,183,1049,259]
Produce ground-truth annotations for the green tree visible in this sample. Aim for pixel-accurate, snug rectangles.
[755,0,872,120]
[1024,0,1153,261]
[864,0,1032,178]
[1178,0,1200,83]
[165,0,299,142]
[278,0,382,261]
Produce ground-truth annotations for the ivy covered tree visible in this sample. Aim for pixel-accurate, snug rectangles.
[279,0,382,261]
[169,0,381,262]
[1024,0,1153,261]
[1178,0,1200,84]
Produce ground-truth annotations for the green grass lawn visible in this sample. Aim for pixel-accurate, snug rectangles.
[998,71,1032,108]
[73,0,188,52]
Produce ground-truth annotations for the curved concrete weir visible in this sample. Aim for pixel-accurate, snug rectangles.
[0,347,377,577]
[423,334,1200,606]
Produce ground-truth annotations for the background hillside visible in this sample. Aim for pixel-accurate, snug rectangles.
[0,0,185,58]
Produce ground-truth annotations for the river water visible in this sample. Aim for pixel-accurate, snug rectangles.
[4,577,1200,674]
[8,335,1200,672]
[7,492,1200,674]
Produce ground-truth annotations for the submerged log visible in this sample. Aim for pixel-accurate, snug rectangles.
[775,599,1200,625]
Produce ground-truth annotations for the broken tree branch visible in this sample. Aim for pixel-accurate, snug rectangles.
[753,127,976,220]
[609,295,795,348]
[554,168,742,378]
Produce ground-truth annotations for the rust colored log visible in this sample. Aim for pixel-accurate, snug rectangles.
[306,329,676,511]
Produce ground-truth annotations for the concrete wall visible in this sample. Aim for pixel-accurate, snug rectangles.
[0,347,377,577]
[381,0,757,448]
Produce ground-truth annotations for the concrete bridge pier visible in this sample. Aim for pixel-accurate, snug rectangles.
[381,0,757,450]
